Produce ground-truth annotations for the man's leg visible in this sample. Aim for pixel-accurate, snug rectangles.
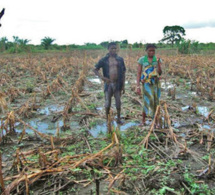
[105,85,113,121]
[114,90,122,124]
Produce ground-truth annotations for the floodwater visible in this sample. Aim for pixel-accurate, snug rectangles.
[90,121,139,137]
[15,119,64,135]
[39,104,64,115]
[181,106,210,117]
[88,78,101,84]
[88,77,129,85]
[196,107,209,118]
[161,82,175,89]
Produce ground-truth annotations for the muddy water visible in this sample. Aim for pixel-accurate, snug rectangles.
[12,104,66,135]
[161,81,175,89]
[15,118,64,135]
[38,104,64,115]
[88,77,101,84]
[88,77,129,85]
[196,106,210,117]
[90,121,139,137]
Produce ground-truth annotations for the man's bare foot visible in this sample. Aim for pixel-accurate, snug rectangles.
[154,124,161,129]
[116,119,123,125]
[138,122,145,127]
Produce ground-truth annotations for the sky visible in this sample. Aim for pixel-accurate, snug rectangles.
[1,0,215,45]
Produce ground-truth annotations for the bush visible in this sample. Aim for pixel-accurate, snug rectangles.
[178,39,200,54]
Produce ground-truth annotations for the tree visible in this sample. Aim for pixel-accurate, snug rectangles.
[11,36,30,53]
[0,37,8,51]
[18,39,30,46]
[41,37,55,50]
[161,25,186,46]
[178,39,200,54]
[120,40,129,48]
[100,41,109,48]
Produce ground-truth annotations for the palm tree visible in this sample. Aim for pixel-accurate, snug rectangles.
[0,37,8,51]
[41,37,55,50]
[18,39,30,46]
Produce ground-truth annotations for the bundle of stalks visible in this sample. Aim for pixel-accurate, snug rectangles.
[17,95,39,118]
[4,111,15,133]
[6,88,21,103]
[139,102,178,148]
[2,132,121,195]
[197,124,214,151]
[0,92,7,114]
[63,61,88,116]
[0,152,5,193]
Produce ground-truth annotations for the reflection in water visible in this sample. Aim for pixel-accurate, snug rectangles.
[39,105,64,115]
[161,82,174,89]
[88,78,101,84]
[15,119,64,135]
[181,106,209,118]
[90,121,139,137]
[196,107,209,118]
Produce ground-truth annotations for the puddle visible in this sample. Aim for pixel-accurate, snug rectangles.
[96,107,103,111]
[161,82,174,89]
[181,106,190,111]
[173,122,181,128]
[190,92,197,96]
[199,124,215,133]
[202,125,211,130]
[181,106,209,117]
[90,121,139,137]
[196,107,209,118]
[39,105,64,115]
[15,118,65,135]
[179,133,186,138]
[88,77,129,85]
[88,78,101,84]
[177,94,188,99]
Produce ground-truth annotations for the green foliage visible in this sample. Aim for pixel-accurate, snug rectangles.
[159,186,178,195]
[0,37,8,51]
[0,35,214,54]
[161,25,186,46]
[184,171,211,194]
[41,36,55,50]
[132,42,143,48]
[178,39,200,54]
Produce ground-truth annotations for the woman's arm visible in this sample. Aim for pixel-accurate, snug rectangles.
[136,63,142,95]
[157,58,162,75]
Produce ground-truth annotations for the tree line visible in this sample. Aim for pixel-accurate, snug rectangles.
[0,26,215,54]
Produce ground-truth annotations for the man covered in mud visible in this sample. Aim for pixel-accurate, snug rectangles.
[93,42,126,124]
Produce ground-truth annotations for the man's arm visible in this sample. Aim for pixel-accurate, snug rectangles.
[93,59,110,83]
[93,68,110,82]
[122,59,126,94]
[136,64,142,95]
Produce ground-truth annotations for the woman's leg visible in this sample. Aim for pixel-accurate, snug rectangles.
[154,80,161,128]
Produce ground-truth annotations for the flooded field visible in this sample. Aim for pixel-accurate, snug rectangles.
[0,50,215,194]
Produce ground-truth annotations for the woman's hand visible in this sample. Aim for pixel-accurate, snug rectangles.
[136,86,141,95]
[157,54,161,61]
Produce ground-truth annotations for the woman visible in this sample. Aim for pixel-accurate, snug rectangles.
[136,44,162,126]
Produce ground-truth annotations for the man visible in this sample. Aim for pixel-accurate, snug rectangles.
[93,42,126,124]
